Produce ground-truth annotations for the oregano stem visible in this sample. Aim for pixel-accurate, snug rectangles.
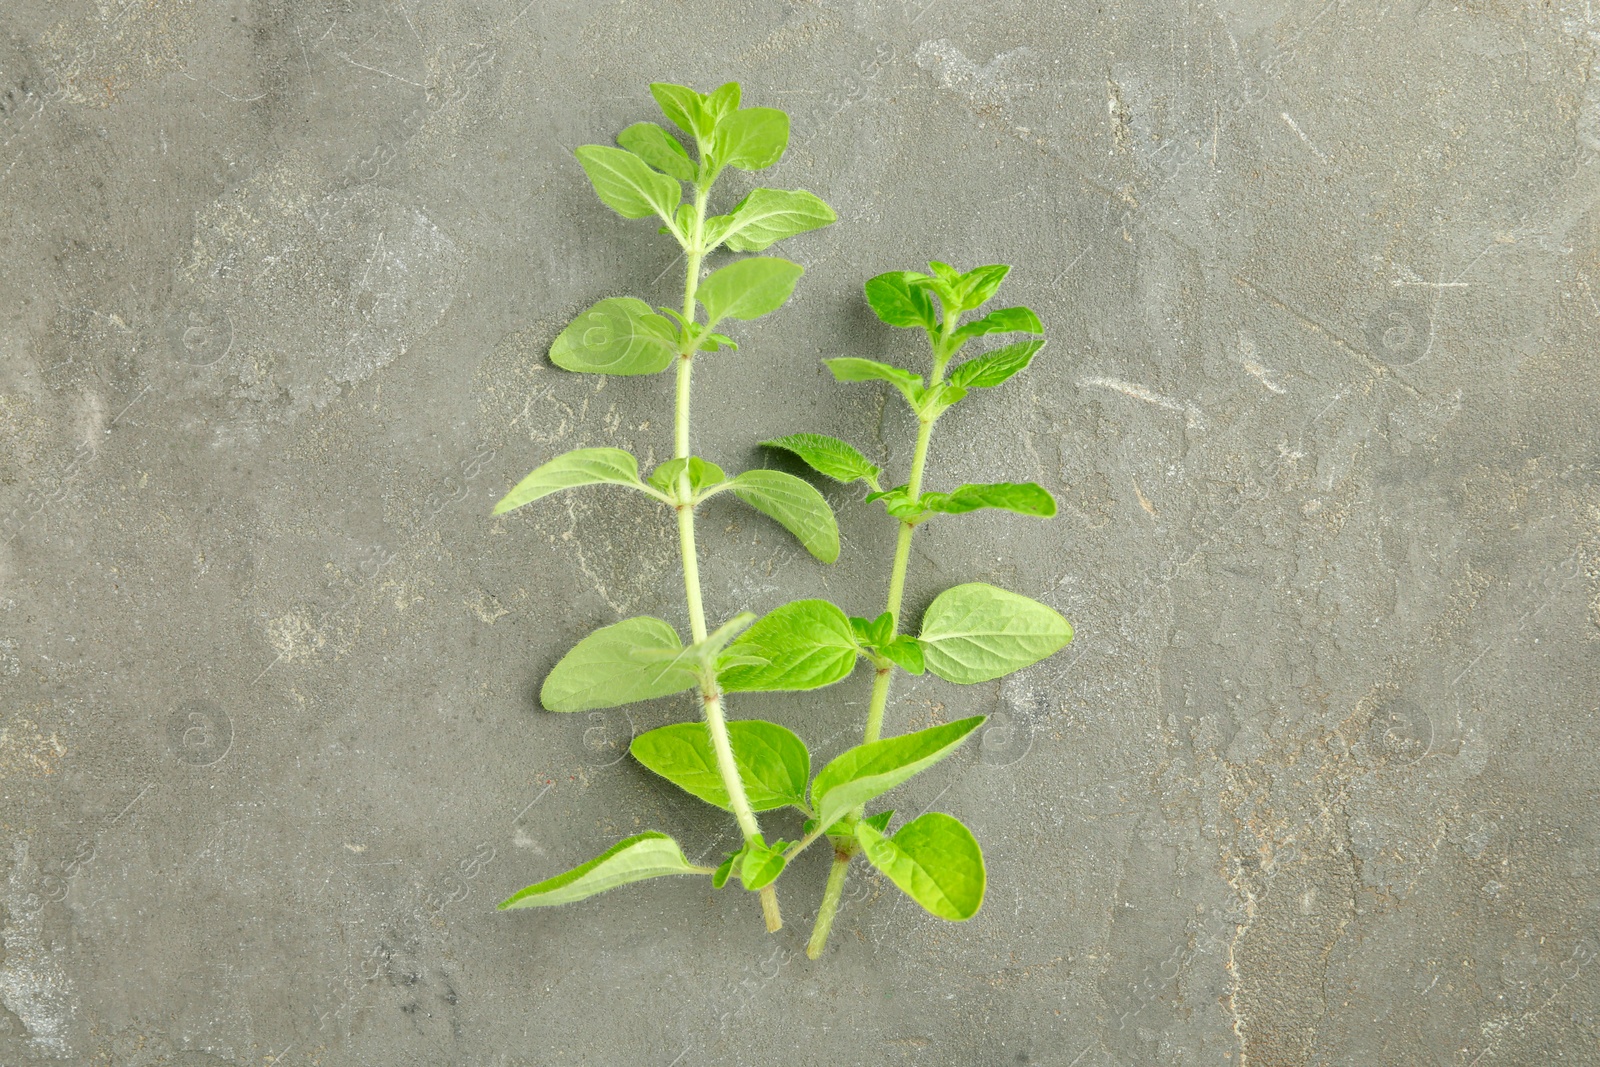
[865,415,934,743]
[671,176,777,929]
[806,329,948,955]
[806,850,853,960]
[676,504,708,642]
[702,686,759,839]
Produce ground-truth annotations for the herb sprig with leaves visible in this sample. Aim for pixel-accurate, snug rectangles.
[493,82,840,931]
[763,261,1074,957]
[491,84,1073,956]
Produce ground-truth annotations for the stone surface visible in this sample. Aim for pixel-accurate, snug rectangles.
[2,1,1598,1064]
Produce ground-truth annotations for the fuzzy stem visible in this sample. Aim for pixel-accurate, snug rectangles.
[676,504,708,643]
[671,179,774,927]
[806,332,949,956]
[760,886,783,932]
[806,850,853,960]
[702,685,760,840]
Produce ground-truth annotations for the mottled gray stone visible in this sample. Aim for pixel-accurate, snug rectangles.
[1,1,1597,1064]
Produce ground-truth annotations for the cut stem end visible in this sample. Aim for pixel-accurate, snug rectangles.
[760,885,783,932]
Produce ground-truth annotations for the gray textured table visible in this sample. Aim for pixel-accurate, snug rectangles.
[2,2,1597,1064]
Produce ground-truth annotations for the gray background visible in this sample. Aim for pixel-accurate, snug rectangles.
[1,0,1597,1064]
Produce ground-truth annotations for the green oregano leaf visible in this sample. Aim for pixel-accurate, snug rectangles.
[914,381,966,419]
[951,306,1043,345]
[630,720,810,811]
[650,82,712,141]
[726,469,840,563]
[761,433,881,488]
[878,635,925,675]
[549,297,679,375]
[647,456,726,498]
[918,482,1058,519]
[824,357,923,409]
[809,716,987,833]
[498,832,699,909]
[710,189,837,252]
[719,599,858,692]
[957,264,1010,310]
[616,122,695,183]
[864,271,938,331]
[704,81,741,122]
[699,257,805,323]
[494,447,649,514]
[712,107,790,171]
[948,339,1045,389]
[738,839,788,890]
[916,583,1073,684]
[855,812,986,921]
[573,145,682,223]
[712,851,737,889]
[540,617,699,712]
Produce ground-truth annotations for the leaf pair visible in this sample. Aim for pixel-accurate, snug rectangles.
[631,704,985,851]
[578,82,834,256]
[548,257,806,377]
[861,264,1046,385]
[647,81,787,172]
[716,584,1073,693]
[822,349,1037,421]
[849,612,923,674]
[713,837,789,891]
[536,596,857,715]
[633,710,990,915]
[575,84,783,225]
[494,447,839,563]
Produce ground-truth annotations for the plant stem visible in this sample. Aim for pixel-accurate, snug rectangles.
[674,354,694,462]
[701,685,759,839]
[806,848,853,960]
[865,415,933,743]
[805,343,948,954]
[671,179,776,929]
[862,665,894,747]
[676,504,708,642]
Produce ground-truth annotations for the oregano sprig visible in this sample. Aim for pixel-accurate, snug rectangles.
[493,82,838,931]
[764,260,1074,958]
[490,85,1072,958]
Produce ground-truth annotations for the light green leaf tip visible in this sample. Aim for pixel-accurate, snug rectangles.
[809,715,987,833]
[727,469,840,563]
[498,832,698,910]
[494,447,645,515]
